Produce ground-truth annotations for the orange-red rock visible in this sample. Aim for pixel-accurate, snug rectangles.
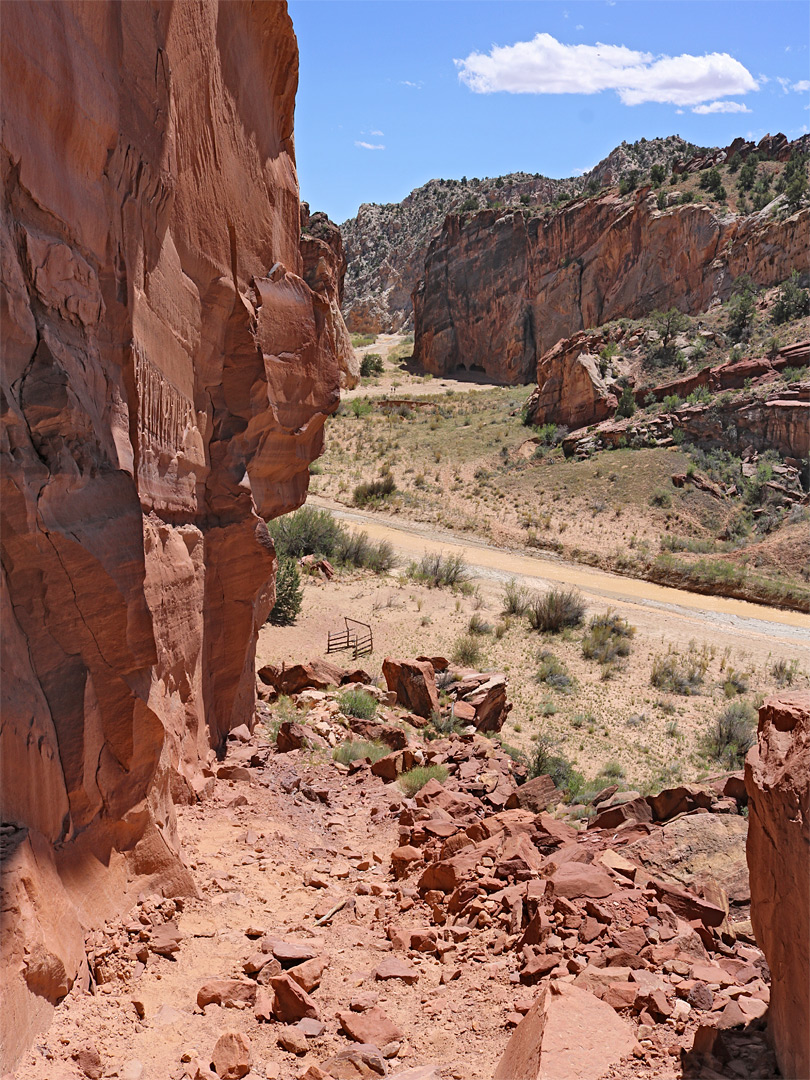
[382,658,439,719]
[414,189,809,385]
[0,2,340,1068]
[745,692,810,1080]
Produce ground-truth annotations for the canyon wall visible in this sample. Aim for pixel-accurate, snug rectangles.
[745,693,810,1080]
[0,1,339,1067]
[412,190,809,384]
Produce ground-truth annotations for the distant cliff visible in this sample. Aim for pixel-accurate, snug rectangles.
[412,189,809,385]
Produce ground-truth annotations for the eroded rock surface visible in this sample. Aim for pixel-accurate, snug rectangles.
[0,2,339,1066]
[413,187,809,384]
[745,692,810,1080]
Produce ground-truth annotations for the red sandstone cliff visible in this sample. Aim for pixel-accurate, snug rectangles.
[412,190,809,384]
[0,2,339,1066]
[745,693,810,1080]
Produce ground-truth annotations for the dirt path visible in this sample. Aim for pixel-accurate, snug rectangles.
[308,497,810,645]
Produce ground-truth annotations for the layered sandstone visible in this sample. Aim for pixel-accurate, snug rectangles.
[300,204,359,388]
[412,189,809,384]
[745,693,810,1080]
[0,1,339,1067]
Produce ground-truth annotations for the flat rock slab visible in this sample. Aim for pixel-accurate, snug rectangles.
[374,957,419,984]
[338,1006,404,1046]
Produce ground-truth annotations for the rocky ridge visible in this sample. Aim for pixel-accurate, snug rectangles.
[0,2,340,1067]
[14,662,802,1080]
[341,136,707,334]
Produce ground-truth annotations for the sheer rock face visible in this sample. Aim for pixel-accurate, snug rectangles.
[412,190,809,385]
[0,1,339,1066]
[300,204,359,388]
[745,692,810,1080]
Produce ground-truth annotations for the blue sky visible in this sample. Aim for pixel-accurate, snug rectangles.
[290,1,810,224]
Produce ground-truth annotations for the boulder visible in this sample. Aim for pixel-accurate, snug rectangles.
[547,863,616,900]
[461,675,512,733]
[276,722,307,753]
[211,1032,252,1080]
[337,1006,404,1046]
[745,692,810,1080]
[494,981,637,1079]
[196,980,257,1010]
[269,973,319,1023]
[258,659,346,696]
[382,658,439,719]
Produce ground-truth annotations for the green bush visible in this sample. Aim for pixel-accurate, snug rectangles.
[336,688,378,720]
[360,353,384,377]
[649,308,690,362]
[268,506,395,574]
[527,586,586,633]
[408,550,468,587]
[353,469,396,507]
[701,701,757,769]
[536,650,574,691]
[772,658,798,687]
[468,612,493,635]
[651,648,709,695]
[615,385,636,419]
[350,398,373,418]
[529,737,584,801]
[399,764,449,796]
[332,739,389,765]
[650,489,672,508]
[451,633,484,667]
[726,278,757,343]
[267,557,303,625]
[582,611,635,663]
[502,578,532,616]
[772,271,810,324]
[351,333,377,347]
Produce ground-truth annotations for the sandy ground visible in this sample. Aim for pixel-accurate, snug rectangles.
[258,505,808,791]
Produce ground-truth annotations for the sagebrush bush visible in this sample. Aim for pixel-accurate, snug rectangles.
[502,578,531,616]
[336,688,377,720]
[408,550,468,587]
[267,557,303,625]
[651,646,709,695]
[529,737,584,801]
[536,650,573,692]
[582,611,635,663]
[353,470,396,507]
[399,764,448,797]
[701,701,757,769]
[332,739,389,765]
[268,505,395,573]
[527,586,585,633]
[451,633,484,668]
[468,613,493,635]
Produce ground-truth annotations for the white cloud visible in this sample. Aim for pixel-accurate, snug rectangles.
[576,24,584,30]
[692,100,751,114]
[400,80,423,89]
[355,141,385,150]
[793,79,810,92]
[370,129,385,136]
[777,76,791,93]
[454,32,758,107]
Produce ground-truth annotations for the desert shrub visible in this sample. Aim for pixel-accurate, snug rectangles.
[332,739,388,765]
[650,489,672,508]
[268,505,344,559]
[772,270,810,324]
[350,398,373,418]
[335,530,396,574]
[662,393,682,412]
[451,633,484,667]
[468,612,493,635]
[502,578,532,616]
[722,669,750,697]
[771,658,798,687]
[649,308,690,362]
[726,278,757,343]
[408,550,468,587]
[615,385,636,419]
[353,469,396,507]
[536,650,574,691]
[399,764,449,796]
[267,557,303,625]
[660,534,717,554]
[529,737,584,801]
[360,353,384,377]
[527,586,586,633]
[651,645,710,695]
[351,333,377,347]
[336,688,377,720]
[582,611,635,663]
[701,701,757,769]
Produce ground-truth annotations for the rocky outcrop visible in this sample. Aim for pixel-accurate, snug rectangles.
[300,204,359,388]
[528,331,617,429]
[340,136,710,334]
[413,188,809,384]
[0,1,339,1067]
[745,692,810,1080]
